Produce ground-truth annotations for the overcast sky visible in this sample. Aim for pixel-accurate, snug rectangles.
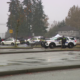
[0,0,80,33]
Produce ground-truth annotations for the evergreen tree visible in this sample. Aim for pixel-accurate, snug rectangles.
[32,0,48,36]
[7,0,48,38]
[23,0,33,37]
[7,0,18,37]
[18,4,28,38]
[7,0,29,38]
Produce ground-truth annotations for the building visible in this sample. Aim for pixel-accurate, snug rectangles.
[57,26,80,38]
[58,30,79,37]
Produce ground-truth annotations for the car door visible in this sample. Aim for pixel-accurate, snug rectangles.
[5,38,13,45]
[56,37,63,46]
[65,37,69,45]
[4,38,9,44]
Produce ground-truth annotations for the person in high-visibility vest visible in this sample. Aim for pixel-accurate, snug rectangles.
[61,36,66,48]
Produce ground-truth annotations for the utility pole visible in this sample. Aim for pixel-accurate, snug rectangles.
[14,0,20,47]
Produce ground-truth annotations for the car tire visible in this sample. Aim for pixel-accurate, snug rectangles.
[26,41,30,45]
[49,43,55,48]
[11,43,14,46]
[41,41,45,47]
[68,43,74,48]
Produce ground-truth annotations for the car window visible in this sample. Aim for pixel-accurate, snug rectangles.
[6,38,10,41]
[6,38,13,41]
[57,37,63,40]
[70,37,75,40]
[40,38,45,40]
[66,38,69,40]
[50,37,57,40]
[32,38,37,40]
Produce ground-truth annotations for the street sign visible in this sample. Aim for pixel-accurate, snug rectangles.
[9,29,13,33]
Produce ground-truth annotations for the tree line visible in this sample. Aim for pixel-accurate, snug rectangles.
[6,3,80,38]
[6,0,49,38]
[45,5,80,38]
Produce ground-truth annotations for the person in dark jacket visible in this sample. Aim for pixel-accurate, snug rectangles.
[61,36,66,48]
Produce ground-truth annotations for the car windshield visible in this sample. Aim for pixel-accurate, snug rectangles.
[6,38,13,41]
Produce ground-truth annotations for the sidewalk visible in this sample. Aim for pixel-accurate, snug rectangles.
[0,48,80,76]
[0,60,80,76]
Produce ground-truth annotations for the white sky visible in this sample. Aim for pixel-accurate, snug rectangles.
[0,0,80,33]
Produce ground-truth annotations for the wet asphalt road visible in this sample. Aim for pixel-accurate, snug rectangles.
[0,51,80,66]
[0,69,80,80]
[0,50,80,79]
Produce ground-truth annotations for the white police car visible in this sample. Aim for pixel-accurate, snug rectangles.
[41,36,77,48]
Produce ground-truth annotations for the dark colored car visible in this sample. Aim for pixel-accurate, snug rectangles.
[17,38,26,44]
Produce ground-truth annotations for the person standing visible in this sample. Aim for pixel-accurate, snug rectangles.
[61,36,66,48]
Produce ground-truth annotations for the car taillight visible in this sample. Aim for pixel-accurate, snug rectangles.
[2,39,3,41]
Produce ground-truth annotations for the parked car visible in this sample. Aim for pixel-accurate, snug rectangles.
[41,36,77,48]
[26,36,45,45]
[32,36,45,42]
[1,37,20,45]
[26,38,35,45]
[17,37,27,44]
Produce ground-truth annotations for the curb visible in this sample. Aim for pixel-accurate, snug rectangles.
[0,47,33,49]
[0,65,80,76]
[0,49,80,54]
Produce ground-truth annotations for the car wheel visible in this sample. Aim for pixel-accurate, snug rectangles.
[49,43,55,48]
[26,41,30,45]
[41,41,45,47]
[11,43,14,46]
[68,43,74,48]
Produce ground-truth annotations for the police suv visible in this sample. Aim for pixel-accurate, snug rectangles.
[41,36,77,48]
